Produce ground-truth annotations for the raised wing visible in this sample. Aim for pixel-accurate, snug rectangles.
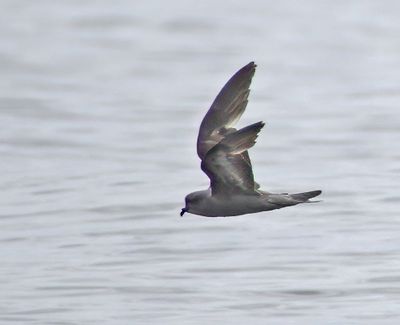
[201,122,265,197]
[197,62,257,160]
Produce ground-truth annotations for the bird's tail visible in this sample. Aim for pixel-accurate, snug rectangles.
[290,190,322,202]
[265,190,322,208]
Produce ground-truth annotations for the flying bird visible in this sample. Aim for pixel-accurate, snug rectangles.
[181,62,321,217]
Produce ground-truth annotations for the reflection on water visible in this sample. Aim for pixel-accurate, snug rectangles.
[1,0,400,323]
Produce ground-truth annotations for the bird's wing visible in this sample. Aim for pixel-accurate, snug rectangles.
[201,122,265,197]
[196,62,256,160]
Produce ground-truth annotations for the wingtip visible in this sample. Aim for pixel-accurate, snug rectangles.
[249,61,257,71]
[247,121,265,136]
[242,61,257,72]
[254,121,265,130]
[242,121,265,133]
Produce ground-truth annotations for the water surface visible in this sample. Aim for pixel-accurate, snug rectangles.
[1,1,400,324]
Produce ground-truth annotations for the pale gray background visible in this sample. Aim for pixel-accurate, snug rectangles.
[1,0,400,324]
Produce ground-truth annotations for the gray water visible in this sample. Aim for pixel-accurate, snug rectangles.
[1,1,400,324]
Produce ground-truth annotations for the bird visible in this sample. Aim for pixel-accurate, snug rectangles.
[180,62,321,217]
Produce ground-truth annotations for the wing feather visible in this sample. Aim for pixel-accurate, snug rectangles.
[197,62,256,159]
[201,122,265,197]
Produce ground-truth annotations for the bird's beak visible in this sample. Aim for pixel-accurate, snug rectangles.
[180,208,186,217]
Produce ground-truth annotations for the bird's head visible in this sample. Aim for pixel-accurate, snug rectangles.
[180,191,206,217]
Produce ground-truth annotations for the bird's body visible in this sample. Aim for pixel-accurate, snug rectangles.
[184,189,322,217]
[181,62,321,217]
